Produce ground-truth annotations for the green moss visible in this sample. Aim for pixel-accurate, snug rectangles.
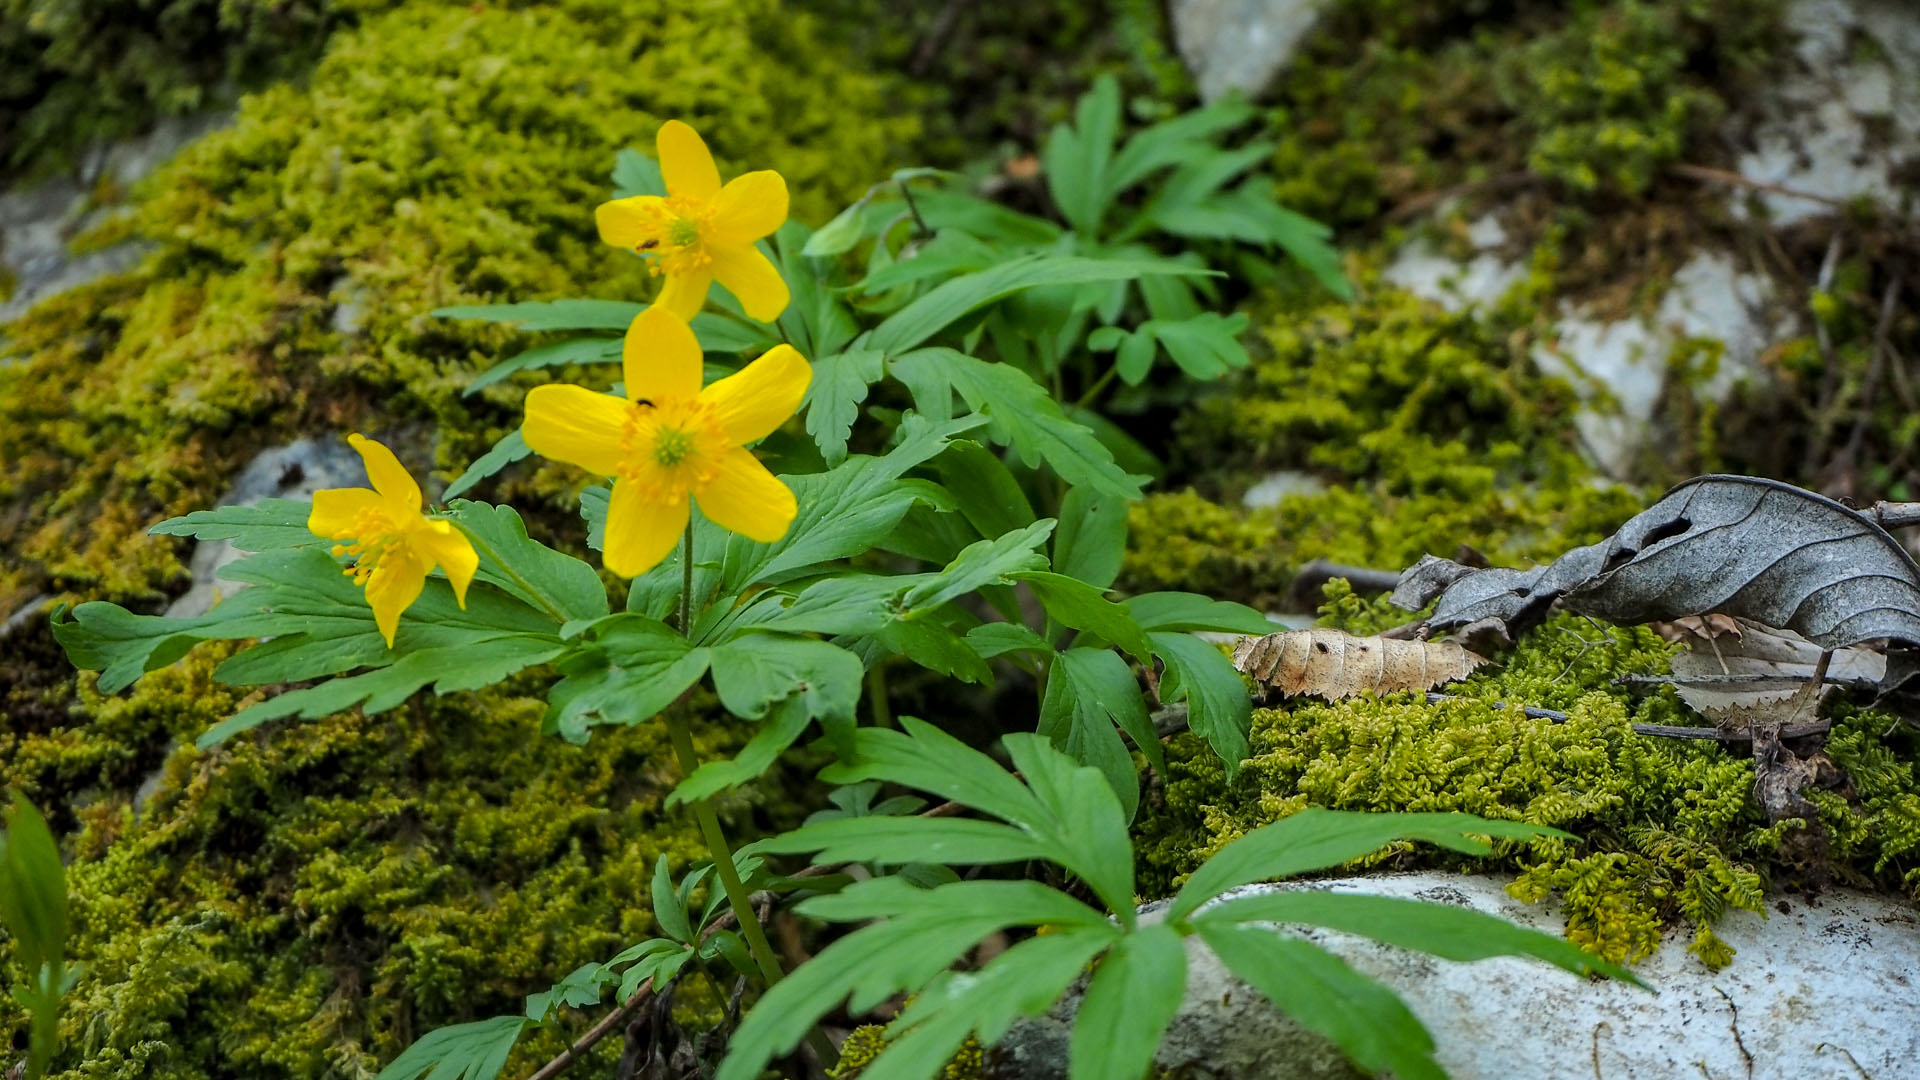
[0,646,775,1079]
[0,0,917,615]
[1133,588,1920,968]
[829,1024,986,1080]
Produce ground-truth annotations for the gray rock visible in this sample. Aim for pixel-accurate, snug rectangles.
[165,437,364,618]
[990,872,1920,1079]
[1173,0,1326,103]
[0,110,232,325]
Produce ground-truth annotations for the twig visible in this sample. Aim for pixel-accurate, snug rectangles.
[1670,163,1851,212]
[1835,273,1905,486]
[1866,501,1920,530]
[1714,987,1754,1080]
[1425,693,1569,722]
[1288,559,1403,607]
[1631,720,1831,742]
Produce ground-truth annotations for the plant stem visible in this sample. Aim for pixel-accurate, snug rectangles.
[866,661,893,729]
[897,177,931,237]
[450,521,571,623]
[678,525,694,641]
[1073,364,1120,412]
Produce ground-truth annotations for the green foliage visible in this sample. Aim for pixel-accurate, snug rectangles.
[722,719,1631,1080]
[1,797,73,1079]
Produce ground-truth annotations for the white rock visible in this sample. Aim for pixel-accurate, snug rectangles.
[165,437,366,618]
[1172,0,1326,103]
[991,872,1920,1079]
[1383,210,1528,313]
[1732,0,1920,227]
[1242,469,1328,509]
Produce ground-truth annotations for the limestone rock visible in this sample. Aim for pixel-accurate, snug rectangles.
[989,872,1920,1079]
[1172,0,1326,103]
[165,437,366,618]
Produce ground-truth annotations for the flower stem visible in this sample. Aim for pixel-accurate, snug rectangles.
[678,525,694,640]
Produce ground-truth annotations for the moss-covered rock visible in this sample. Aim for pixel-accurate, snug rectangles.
[1134,587,1920,969]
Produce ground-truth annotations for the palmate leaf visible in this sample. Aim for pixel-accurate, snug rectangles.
[899,521,1054,615]
[463,336,621,395]
[374,1015,530,1080]
[715,878,1114,1080]
[804,348,885,465]
[543,616,710,741]
[1039,648,1152,820]
[890,349,1143,499]
[1019,571,1153,663]
[933,440,1035,545]
[1068,922,1187,1080]
[1052,485,1127,590]
[58,500,597,747]
[149,498,328,552]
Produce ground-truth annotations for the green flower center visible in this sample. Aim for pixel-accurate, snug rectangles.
[654,426,695,467]
[668,217,701,248]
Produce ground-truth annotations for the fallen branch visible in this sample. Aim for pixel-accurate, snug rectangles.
[1630,720,1831,743]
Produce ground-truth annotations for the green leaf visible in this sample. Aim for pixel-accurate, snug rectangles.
[900,521,1054,614]
[868,256,1209,356]
[1107,98,1254,196]
[0,796,66,985]
[754,816,1051,867]
[1019,571,1153,663]
[431,299,644,332]
[670,696,816,806]
[1147,631,1250,778]
[934,441,1036,544]
[375,1015,531,1080]
[1052,486,1128,590]
[1146,312,1251,380]
[1192,925,1443,1080]
[870,617,993,685]
[728,574,899,638]
[1167,809,1570,921]
[719,414,981,591]
[1125,593,1273,634]
[804,348,885,465]
[716,877,1107,1080]
[1039,648,1153,818]
[544,616,710,741]
[853,230,1001,295]
[449,500,608,623]
[1195,891,1643,987]
[650,855,694,944]
[864,928,1117,1080]
[463,336,621,396]
[774,223,859,357]
[611,147,666,198]
[441,429,531,500]
[890,349,1143,499]
[999,732,1136,921]
[965,621,1052,660]
[148,498,324,552]
[708,634,863,727]
[820,718,1049,829]
[1069,923,1187,1080]
[1042,74,1121,237]
[802,199,870,257]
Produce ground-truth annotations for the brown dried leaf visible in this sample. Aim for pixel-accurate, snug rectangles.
[1651,614,1745,643]
[1232,629,1488,700]
[1665,618,1886,718]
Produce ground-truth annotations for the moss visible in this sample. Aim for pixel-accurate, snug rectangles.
[0,646,777,1079]
[829,1024,986,1080]
[0,0,917,616]
[1133,587,1920,969]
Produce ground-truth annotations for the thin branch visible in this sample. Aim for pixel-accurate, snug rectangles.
[1425,693,1569,722]
[1670,163,1851,212]
[1631,720,1831,742]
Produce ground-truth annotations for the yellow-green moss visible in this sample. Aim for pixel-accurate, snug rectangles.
[829,1024,986,1080]
[0,0,918,615]
[1132,588,1920,969]
[0,646,774,1079]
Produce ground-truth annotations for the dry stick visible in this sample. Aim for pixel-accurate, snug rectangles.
[1669,163,1851,212]
[1804,232,1847,478]
[1835,273,1906,484]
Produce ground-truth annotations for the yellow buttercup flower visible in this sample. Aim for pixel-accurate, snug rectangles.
[522,305,809,578]
[309,434,479,648]
[596,120,790,323]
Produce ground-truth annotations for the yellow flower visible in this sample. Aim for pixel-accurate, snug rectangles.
[309,434,479,648]
[596,119,790,323]
[522,305,810,578]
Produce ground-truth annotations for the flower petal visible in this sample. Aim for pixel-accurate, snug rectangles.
[416,521,479,608]
[604,479,688,577]
[623,304,703,404]
[655,268,713,321]
[596,195,664,249]
[348,433,422,509]
[523,384,630,476]
[710,243,789,323]
[657,120,720,201]
[710,170,788,245]
[696,449,796,543]
[365,549,428,648]
[700,344,810,445]
[310,487,384,539]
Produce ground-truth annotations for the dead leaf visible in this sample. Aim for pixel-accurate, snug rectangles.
[1662,618,1886,718]
[1393,475,1920,651]
[1232,629,1488,700]
[1651,614,1744,643]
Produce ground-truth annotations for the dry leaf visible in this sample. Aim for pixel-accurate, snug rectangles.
[1651,614,1744,643]
[1232,629,1488,700]
[1393,475,1920,651]
[1662,618,1886,718]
